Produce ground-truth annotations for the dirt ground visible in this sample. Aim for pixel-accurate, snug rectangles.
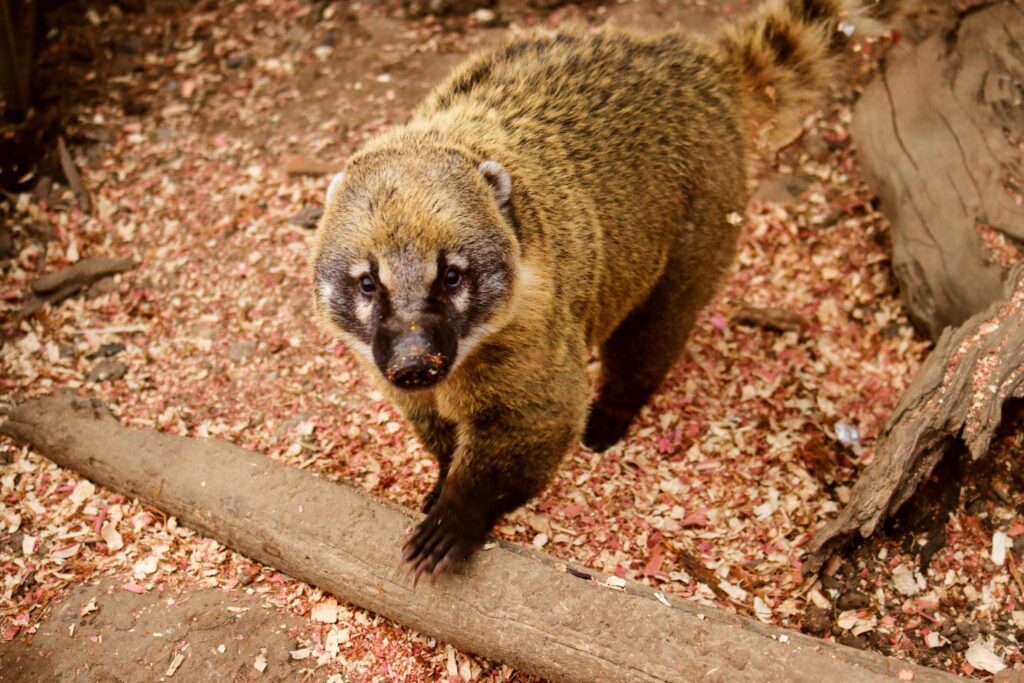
[2,0,1023,680]
[0,580,307,682]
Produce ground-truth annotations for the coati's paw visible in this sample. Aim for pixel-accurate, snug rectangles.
[582,405,632,452]
[403,500,487,582]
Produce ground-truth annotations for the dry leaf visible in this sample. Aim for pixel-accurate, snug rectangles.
[311,598,339,624]
[965,639,1005,673]
[101,522,124,551]
[133,555,158,579]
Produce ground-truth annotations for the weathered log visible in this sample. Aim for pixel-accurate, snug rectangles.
[808,262,1024,570]
[0,395,955,683]
[850,1,1024,339]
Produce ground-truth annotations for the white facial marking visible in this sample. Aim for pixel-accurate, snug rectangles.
[336,331,374,366]
[451,288,470,314]
[319,280,335,304]
[424,258,438,287]
[348,260,370,279]
[447,253,469,270]
[451,324,495,372]
[377,259,394,290]
[355,298,373,324]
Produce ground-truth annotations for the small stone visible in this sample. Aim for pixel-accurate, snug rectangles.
[803,605,831,636]
[967,498,989,516]
[957,621,981,639]
[819,573,843,592]
[471,7,498,24]
[753,175,813,203]
[837,632,868,650]
[87,342,126,360]
[229,341,257,363]
[101,342,126,357]
[836,590,870,611]
[1014,534,1024,555]
[891,565,921,597]
[802,131,831,161]
[225,52,252,69]
[87,359,127,383]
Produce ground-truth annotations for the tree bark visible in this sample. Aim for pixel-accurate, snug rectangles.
[808,262,1024,570]
[850,1,1024,339]
[1,395,956,683]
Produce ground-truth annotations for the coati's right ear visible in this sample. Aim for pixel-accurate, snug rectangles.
[325,172,345,206]
[478,160,512,210]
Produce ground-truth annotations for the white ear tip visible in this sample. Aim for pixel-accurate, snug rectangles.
[479,160,502,175]
[326,172,345,204]
[478,159,512,206]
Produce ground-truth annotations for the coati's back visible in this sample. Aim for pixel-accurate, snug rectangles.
[415,30,749,342]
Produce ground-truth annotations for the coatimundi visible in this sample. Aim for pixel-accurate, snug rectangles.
[311,0,896,579]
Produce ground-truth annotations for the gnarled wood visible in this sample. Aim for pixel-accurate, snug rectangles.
[0,395,956,683]
[807,262,1024,571]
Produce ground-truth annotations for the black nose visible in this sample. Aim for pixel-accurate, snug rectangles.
[387,354,446,389]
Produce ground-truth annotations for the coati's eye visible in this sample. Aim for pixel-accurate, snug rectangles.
[357,274,377,295]
[443,266,463,289]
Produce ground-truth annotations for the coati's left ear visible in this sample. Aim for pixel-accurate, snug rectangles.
[325,172,345,207]
[478,160,512,209]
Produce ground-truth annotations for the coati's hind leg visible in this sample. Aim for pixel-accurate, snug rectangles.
[583,271,710,452]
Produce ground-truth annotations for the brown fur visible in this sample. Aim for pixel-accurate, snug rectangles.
[310,0,896,576]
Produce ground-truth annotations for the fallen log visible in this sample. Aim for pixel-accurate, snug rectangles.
[807,262,1024,571]
[0,395,955,683]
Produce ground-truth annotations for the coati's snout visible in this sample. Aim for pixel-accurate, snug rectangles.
[375,314,457,390]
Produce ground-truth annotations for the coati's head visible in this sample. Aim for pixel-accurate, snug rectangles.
[311,147,521,391]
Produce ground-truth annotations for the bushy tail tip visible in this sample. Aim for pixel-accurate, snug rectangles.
[715,0,899,142]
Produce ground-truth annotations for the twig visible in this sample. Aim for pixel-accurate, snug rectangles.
[57,136,92,214]
[71,325,148,336]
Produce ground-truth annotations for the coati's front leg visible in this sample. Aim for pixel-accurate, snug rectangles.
[403,405,579,578]
[403,342,588,578]
[398,397,457,514]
